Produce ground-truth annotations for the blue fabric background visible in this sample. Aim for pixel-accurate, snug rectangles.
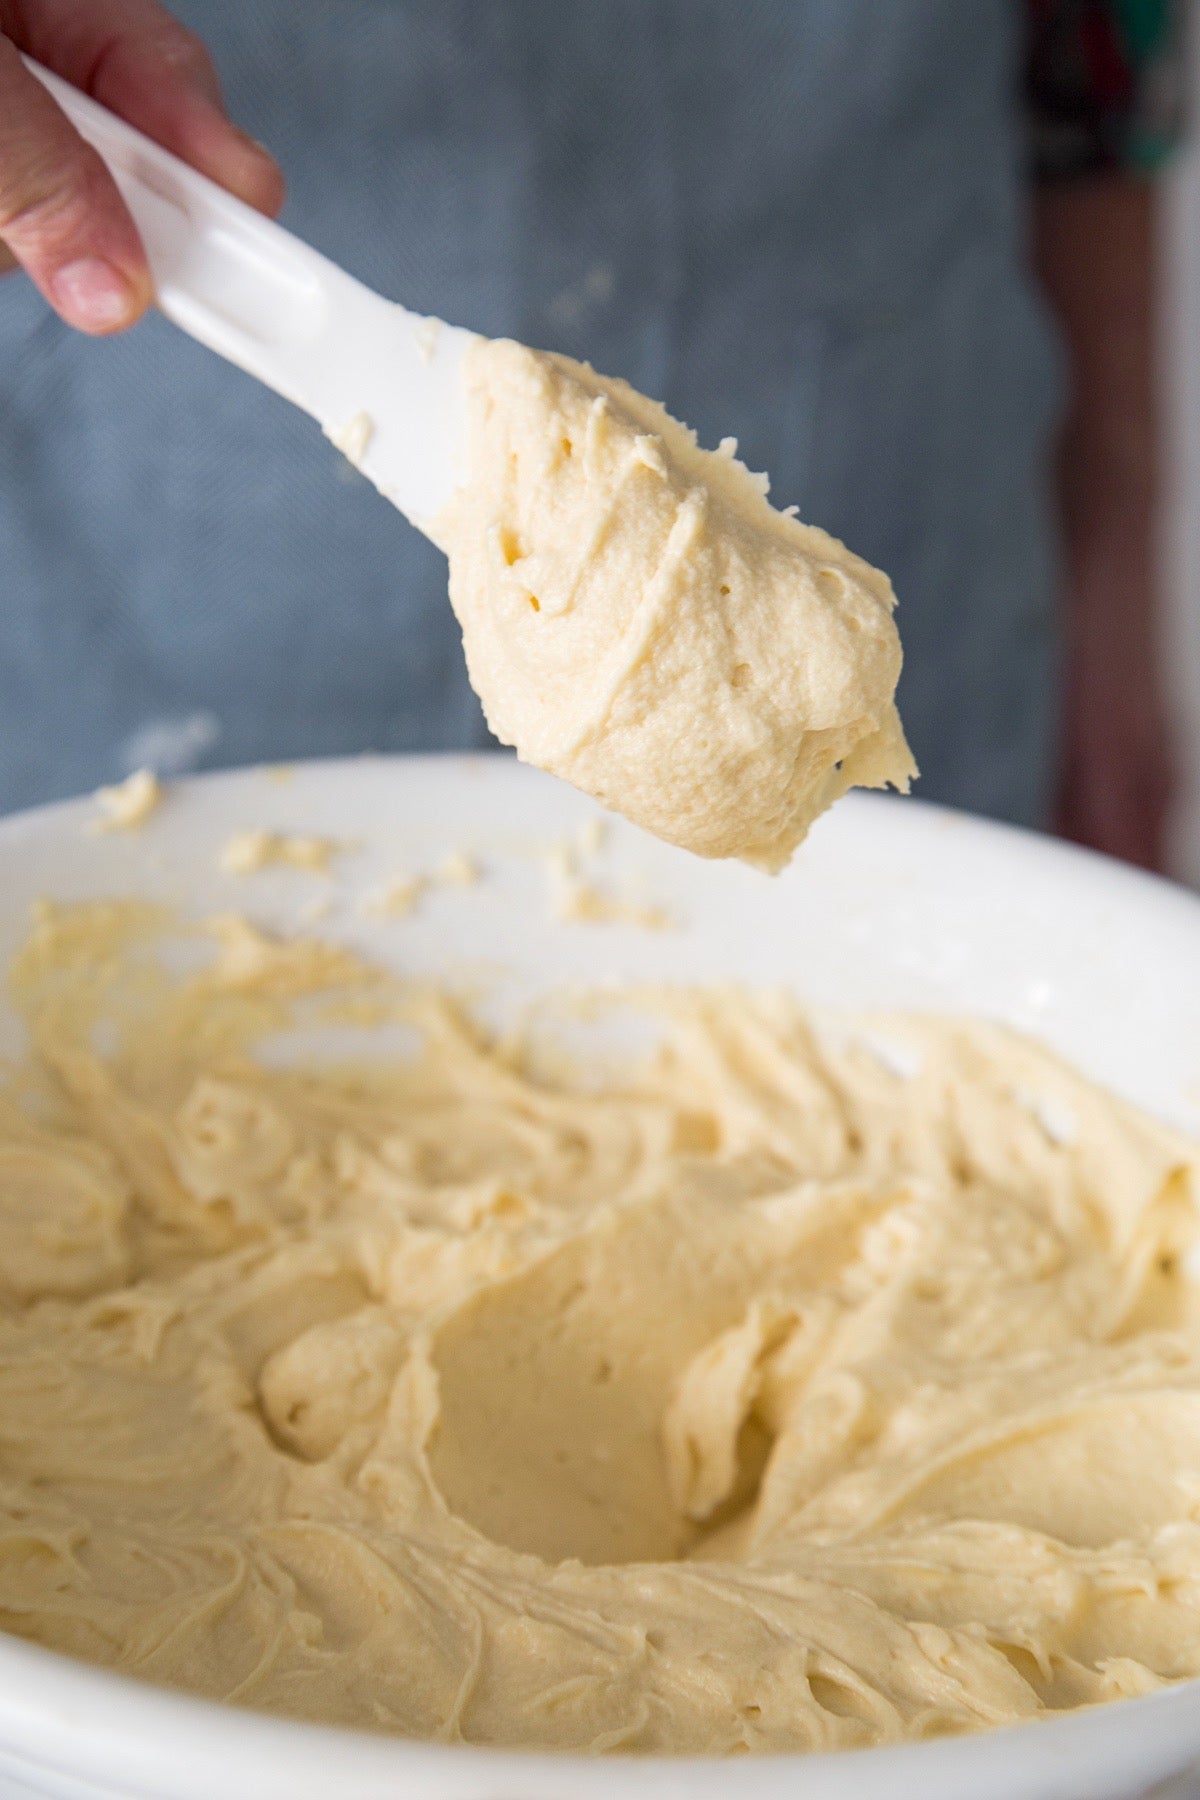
[0,0,1063,822]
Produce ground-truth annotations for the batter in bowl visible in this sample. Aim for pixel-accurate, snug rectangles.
[432,341,916,871]
[0,900,1197,1753]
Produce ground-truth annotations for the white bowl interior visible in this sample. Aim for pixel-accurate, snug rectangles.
[0,753,1198,1800]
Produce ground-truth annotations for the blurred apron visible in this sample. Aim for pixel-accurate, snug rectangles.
[0,0,1062,823]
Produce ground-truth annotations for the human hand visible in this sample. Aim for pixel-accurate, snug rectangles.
[0,0,283,333]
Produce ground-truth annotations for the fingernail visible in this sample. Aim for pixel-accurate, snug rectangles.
[230,124,277,167]
[50,258,140,332]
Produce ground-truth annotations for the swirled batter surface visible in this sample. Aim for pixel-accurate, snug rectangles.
[0,902,1198,1754]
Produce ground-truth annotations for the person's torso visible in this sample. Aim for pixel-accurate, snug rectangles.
[0,0,1060,820]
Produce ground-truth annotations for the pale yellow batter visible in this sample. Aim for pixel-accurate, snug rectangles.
[432,341,916,870]
[0,900,1198,1754]
[90,768,162,833]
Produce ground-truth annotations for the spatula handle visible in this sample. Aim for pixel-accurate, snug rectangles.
[21,57,476,530]
[24,56,340,398]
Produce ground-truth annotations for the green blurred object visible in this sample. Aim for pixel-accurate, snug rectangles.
[1027,0,1188,177]
[1113,0,1173,62]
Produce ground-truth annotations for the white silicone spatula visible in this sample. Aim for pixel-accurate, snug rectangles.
[24,57,480,534]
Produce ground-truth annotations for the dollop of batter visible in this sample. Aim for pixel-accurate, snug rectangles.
[0,901,1198,1754]
[90,768,162,833]
[432,341,916,870]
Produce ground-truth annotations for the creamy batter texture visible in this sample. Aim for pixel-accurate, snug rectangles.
[91,769,162,833]
[220,831,343,875]
[432,341,916,871]
[0,901,1199,1754]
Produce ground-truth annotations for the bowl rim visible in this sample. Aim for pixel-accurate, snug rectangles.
[0,1623,1197,1800]
[0,755,1198,1797]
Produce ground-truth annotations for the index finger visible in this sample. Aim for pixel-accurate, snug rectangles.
[13,0,284,215]
[0,34,150,331]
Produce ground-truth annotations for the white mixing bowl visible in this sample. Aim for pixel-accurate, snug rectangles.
[0,753,1198,1800]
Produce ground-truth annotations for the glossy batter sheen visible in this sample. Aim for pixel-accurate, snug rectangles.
[432,341,916,870]
[0,902,1198,1754]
